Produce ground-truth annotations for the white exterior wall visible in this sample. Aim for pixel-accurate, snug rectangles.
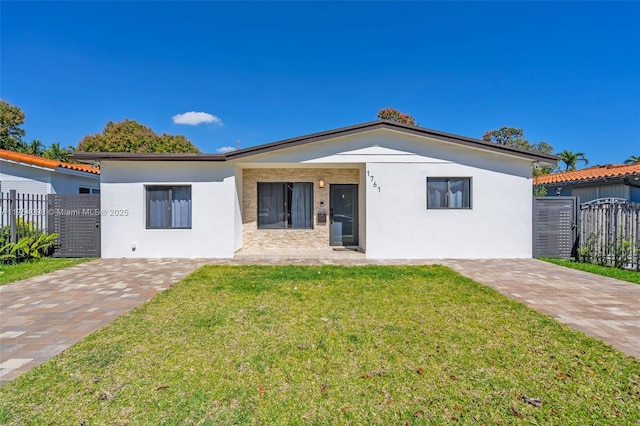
[51,172,100,194]
[0,161,52,196]
[97,128,538,259]
[0,161,99,195]
[100,161,238,258]
[364,161,532,258]
[235,129,535,259]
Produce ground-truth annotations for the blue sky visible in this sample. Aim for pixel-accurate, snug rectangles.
[2,1,639,164]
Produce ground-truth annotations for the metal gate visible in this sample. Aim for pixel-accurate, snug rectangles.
[533,197,578,259]
[48,194,101,258]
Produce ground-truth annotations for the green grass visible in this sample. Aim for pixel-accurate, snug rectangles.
[0,257,91,286]
[541,258,640,285]
[1,265,638,425]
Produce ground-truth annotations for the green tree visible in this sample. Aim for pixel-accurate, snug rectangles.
[20,140,45,156]
[624,155,640,164]
[483,126,556,176]
[0,100,27,151]
[482,126,529,149]
[77,119,200,153]
[43,142,74,162]
[377,108,416,126]
[556,150,589,171]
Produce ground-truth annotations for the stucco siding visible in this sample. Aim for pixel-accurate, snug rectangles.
[97,128,537,259]
[364,161,533,259]
[236,129,532,179]
[100,161,237,258]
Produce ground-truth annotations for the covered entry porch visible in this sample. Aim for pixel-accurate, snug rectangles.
[238,166,366,255]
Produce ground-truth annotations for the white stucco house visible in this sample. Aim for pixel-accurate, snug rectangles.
[74,120,555,259]
[0,149,100,196]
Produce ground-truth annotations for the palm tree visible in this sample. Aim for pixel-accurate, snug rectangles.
[624,155,640,164]
[43,142,74,162]
[19,140,45,156]
[556,150,589,171]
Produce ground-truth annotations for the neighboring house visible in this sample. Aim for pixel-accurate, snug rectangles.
[74,120,555,259]
[534,163,640,203]
[0,149,100,196]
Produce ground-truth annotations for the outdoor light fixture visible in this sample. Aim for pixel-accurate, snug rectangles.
[556,187,562,196]
[319,179,325,188]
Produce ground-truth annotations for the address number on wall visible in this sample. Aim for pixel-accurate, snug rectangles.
[366,170,381,192]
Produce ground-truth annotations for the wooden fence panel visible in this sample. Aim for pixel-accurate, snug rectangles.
[580,198,640,270]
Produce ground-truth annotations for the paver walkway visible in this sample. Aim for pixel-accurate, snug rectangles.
[0,259,207,386]
[1,257,638,387]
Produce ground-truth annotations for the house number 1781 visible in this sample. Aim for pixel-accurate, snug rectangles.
[366,170,381,192]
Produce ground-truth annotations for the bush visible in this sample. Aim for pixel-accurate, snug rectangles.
[0,221,58,263]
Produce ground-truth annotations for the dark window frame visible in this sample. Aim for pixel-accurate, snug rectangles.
[257,182,314,229]
[145,185,192,229]
[79,187,100,194]
[426,177,472,209]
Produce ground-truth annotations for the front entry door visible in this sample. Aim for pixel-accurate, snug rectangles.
[330,184,358,246]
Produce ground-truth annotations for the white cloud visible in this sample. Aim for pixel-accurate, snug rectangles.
[216,146,236,154]
[172,111,222,126]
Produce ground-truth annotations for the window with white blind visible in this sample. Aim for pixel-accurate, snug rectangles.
[427,178,471,209]
[146,186,192,229]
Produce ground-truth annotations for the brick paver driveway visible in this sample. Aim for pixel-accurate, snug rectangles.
[1,257,637,387]
[441,259,640,359]
[0,259,207,386]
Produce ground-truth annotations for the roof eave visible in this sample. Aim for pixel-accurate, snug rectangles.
[72,152,227,162]
[226,120,557,163]
[71,120,558,164]
[539,173,640,186]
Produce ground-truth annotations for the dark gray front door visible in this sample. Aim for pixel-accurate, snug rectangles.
[330,184,358,246]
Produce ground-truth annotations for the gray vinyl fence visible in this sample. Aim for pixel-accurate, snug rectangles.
[533,197,578,259]
[1,190,101,258]
[579,198,640,270]
[0,190,48,243]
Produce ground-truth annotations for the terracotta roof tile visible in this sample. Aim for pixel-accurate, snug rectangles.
[0,149,100,175]
[533,163,640,185]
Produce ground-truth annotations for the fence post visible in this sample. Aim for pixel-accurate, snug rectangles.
[9,189,17,243]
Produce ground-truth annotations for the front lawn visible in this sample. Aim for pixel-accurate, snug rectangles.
[0,257,90,286]
[540,258,640,285]
[0,265,638,424]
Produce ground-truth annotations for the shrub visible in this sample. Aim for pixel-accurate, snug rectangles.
[0,221,58,263]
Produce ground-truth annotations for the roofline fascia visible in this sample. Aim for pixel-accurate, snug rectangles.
[72,152,227,162]
[225,120,558,163]
[54,166,101,178]
[71,120,558,164]
[0,157,56,173]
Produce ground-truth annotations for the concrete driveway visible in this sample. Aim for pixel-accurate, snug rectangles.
[1,257,638,387]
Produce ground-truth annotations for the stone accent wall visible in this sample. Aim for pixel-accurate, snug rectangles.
[242,168,360,250]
